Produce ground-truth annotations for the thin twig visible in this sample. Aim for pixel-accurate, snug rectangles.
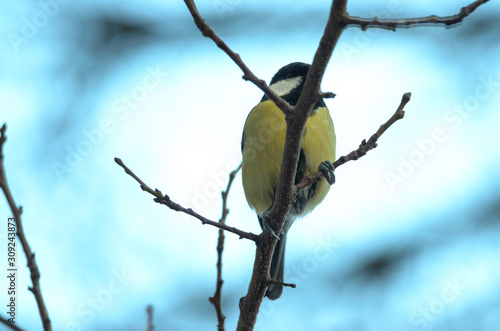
[321,92,337,99]
[183,0,291,115]
[145,305,154,331]
[346,0,489,31]
[0,124,52,331]
[209,163,242,331]
[295,92,411,193]
[0,315,24,331]
[114,158,258,242]
[267,279,296,289]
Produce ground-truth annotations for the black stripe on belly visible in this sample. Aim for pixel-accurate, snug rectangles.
[290,149,317,216]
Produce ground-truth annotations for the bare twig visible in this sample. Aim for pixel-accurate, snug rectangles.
[295,92,411,193]
[267,279,296,289]
[321,92,337,99]
[0,314,24,331]
[183,0,292,115]
[0,124,52,331]
[114,158,258,242]
[209,163,242,331]
[346,0,489,30]
[145,305,154,331]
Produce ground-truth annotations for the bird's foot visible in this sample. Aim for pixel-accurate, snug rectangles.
[261,210,281,239]
[319,161,335,185]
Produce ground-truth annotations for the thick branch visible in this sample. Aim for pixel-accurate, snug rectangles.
[183,0,292,114]
[114,158,258,242]
[268,0,348,231]
[0,124,52,331]
[346,0,489,30]
[237,1,350,330]
[296,93,411,192]
[209,164,242,331]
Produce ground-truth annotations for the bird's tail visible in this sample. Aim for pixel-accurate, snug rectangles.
[266,229,287,300]
[265,214,295,300]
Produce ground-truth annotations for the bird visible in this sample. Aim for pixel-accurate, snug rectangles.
[241,62,336,300]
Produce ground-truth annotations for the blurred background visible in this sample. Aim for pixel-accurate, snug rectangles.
[1,0,499,330]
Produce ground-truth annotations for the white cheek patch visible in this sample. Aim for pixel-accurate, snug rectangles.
[269,76,303,97]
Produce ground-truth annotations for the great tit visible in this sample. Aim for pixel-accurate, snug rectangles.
[241,62,336,300]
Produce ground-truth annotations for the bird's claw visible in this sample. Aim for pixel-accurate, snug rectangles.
[261,211,280,239]
[319,161,335,185]
[263,222,280,239]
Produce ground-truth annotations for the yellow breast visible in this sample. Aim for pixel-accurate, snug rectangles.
[242,100,336,217]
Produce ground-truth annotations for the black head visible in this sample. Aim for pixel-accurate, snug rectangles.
[269,62,310,85]
[261,62,326,109]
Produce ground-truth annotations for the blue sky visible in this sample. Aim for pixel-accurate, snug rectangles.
[1,0,499,330]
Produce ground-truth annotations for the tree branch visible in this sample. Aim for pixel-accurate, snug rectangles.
[0,124,52,331]
[346,0,489,31]
[236,2,351,329]
[209,163,242,331]
[296,92,411,193]
[183,0,292,115]
[267,279,296,289]
[114,158,258,242]
[145,305,154,331]
[0,314,24,331]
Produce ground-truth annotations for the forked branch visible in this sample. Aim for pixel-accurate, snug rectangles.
[183,0,291,114]
[295,92,411,193]
[114,158,258,242]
